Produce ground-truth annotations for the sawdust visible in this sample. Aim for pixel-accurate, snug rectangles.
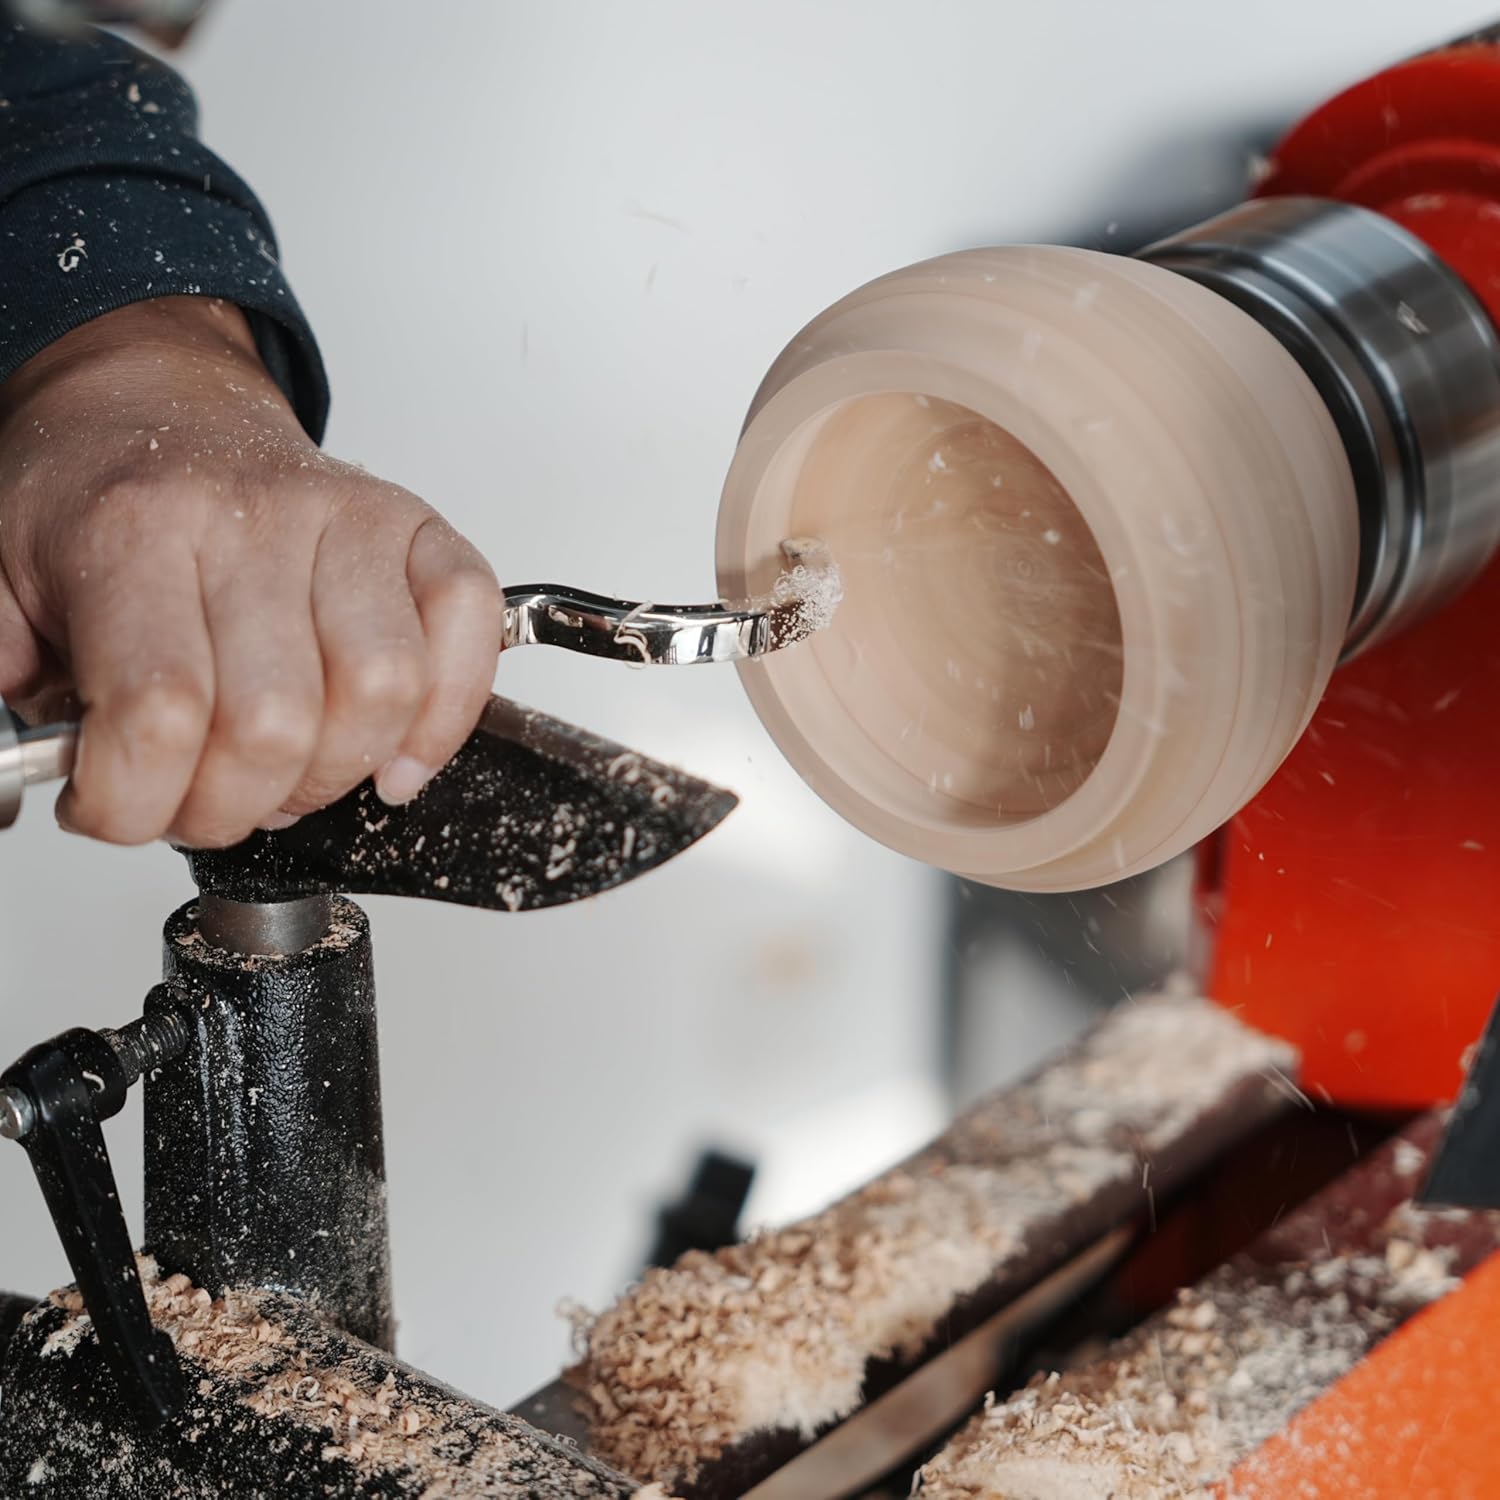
[915,1138,1476,1500]
[244,1357,586,1495]
[916,1274,1382,1498]
[43,1258,291,1388]
[31,1260,655,1498]
[571,991,1295,1488]
[759,536,844,650]
[182,697,726,914]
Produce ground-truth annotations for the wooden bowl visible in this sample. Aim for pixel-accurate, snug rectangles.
[717,247,1356,891]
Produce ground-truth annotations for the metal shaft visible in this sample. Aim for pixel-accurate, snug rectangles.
[0,706,76,830]
[1143,197,1500,658]
[195,892,336,956]
[0,982,196,1141]
[97,1005,193,1088]
[502,540,838,665]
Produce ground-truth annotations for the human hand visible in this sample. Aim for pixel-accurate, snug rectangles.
[0,297,503,846]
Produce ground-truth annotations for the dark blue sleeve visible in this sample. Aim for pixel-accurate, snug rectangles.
[0,22,330,440]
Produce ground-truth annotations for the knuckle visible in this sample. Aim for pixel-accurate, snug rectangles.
[325,472,425,530]
[52,486,195,579]
[440,564,505,628]
[218,686,320,769]
[51,525,114,580]
[216,471,316,543]
[109,676,211,762]
[97,472,197,535]
[98,470,164,509]
[341,644,426,718]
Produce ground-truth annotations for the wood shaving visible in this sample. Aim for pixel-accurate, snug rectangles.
[571,990,1296,1488]
[23,1258,654,1498]
[916,1123,1500,1500]
[44,1261,285,1378]
[760,537,843,650]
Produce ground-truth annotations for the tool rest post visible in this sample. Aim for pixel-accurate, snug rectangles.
[147,896,393,1350]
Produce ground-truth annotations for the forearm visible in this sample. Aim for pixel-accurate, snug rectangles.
[0,24,502,849]
[0,20,328,438]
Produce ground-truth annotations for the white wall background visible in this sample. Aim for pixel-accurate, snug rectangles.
[2,0,1494,1409]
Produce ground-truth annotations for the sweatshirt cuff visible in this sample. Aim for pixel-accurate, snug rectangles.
[0,169,330,443]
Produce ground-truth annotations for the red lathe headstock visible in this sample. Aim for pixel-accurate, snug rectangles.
[1204,36,1500,1113]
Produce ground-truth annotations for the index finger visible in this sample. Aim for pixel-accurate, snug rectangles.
[55,543,214,844]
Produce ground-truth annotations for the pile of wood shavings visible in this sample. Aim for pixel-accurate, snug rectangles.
[915,1158,1473,1499]
[571,991,1295,1488]
[33,1257,659,1499]
[43,1257,285,1379]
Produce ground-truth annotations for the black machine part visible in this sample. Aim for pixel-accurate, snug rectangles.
[5,693,736,903]
[1421,992,1500,1209]
[0,694,735,1430]
[184,695,737,911]
[646,1148,756,1269]
[150,896,393,1354]
[0,907,392,1427]
[0,986,197,1425]
[1,1280,640,1499]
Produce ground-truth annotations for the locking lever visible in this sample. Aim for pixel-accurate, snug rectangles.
[0,984,197,1426]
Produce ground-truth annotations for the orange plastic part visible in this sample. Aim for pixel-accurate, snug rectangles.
[1221,1251,1500,1500]
[1206,43,1500,1108]
[1260,44,1500,328]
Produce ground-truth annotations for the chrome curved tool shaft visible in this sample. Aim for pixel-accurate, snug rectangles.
[503,537,839,667]
[505,587,766,665]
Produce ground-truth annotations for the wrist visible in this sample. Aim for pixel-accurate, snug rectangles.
[0,297,298,438]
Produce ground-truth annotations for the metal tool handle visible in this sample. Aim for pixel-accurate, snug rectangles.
[0,702,77,829]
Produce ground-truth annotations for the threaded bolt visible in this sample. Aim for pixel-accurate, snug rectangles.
[99,987,194,1086]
